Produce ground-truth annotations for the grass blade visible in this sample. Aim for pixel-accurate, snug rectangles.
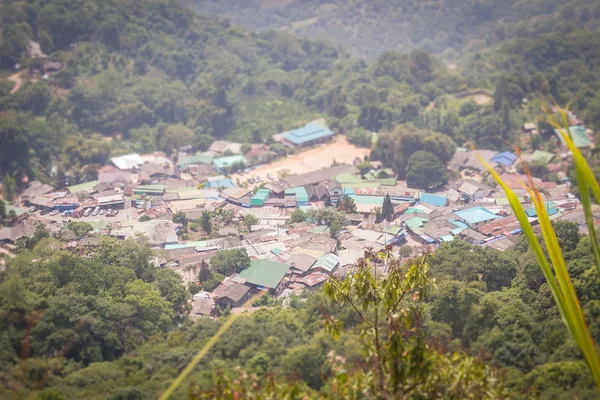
[576,167,600,277]
[473,147,600,388]
[159,291,267,400]
[542,102,600,277]
[471,149,566,316]
[527,181,600,387]
[546,105,600,204]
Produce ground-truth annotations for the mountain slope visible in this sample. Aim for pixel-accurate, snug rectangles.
[195,0,600,61]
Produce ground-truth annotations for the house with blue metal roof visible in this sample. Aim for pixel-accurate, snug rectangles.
[453,206,502,227]
[282,124,335,146]
[420,193,448,207]
[490,152,517,167]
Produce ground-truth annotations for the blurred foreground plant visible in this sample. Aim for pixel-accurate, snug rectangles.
[472,102,600,389]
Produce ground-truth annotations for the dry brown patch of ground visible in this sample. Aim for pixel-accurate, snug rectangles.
[232,135,369,186]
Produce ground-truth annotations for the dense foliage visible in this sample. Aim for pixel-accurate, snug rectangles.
[195,0,600,61]
[3,0,600,398]
[425,223,600,397]
[0,237,187,387]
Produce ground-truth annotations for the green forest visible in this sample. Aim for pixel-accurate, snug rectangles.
[3,222,600,398]
[2,0,600,398]
[195,0,600,60]
[2,0,600,190]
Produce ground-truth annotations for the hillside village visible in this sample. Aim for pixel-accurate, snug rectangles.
[0,114,594,318]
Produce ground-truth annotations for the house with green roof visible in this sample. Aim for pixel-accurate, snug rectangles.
[133,185,165,195]
[132,185,166,207]
[239,259,291,295]
[5,205,30,221]
[67,180,99,194]
[250,189,271,207]
[349,195,384,213]
[310,253,340,274]
[554,125,592,148]
[405,217,428,231]
[177,153,214,168]
[530,150,555,165]
[285,187,309,206]
[335,173,362,184]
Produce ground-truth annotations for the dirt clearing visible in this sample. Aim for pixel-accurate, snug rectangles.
[231,136,369,185]
[8,71,24,94]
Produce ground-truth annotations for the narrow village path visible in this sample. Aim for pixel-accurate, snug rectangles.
[8,70,24,94]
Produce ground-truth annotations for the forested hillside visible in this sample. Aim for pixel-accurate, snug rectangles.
[195,0,600,61]
[3,0,600,191]
[3,222,600,398]
[3,0,600,398]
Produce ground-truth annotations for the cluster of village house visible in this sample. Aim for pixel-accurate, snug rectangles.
[0,117,596,318]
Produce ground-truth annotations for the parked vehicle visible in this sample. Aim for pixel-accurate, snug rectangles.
[83,208,93,217]
[40,209,50,215]
[49,210,59,216]
[29,206,37,213]
[73,207,84,218]
[99,208,107,215]
[92,207,100,216]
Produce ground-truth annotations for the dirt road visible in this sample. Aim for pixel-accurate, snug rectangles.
[8,70,24,94]
[231,136,370,186]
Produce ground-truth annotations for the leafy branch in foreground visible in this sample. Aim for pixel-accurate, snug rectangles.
[473,103,600,389]
[322,248,505,399]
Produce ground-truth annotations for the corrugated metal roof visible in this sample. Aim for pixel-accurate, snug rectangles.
[111,153,143,170]
[177,153,214,167]
[97,194,124,205]
[335,173,362,184]
[239,259,290,289]
[420,193,448,207]
[555,125,591,148]
[490,152,517,166]
[295,186,309,203]
[453,207,501,225]
[311,253,340,273]
[213,155,248,170]
[406,217,427,229]
[283,124,334,145]
[285,187,309,203]
[251,189,271,203]
[67,180,99,193]
[350,195,384,205]
[134,184,165,194]
[530,150,555,165]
